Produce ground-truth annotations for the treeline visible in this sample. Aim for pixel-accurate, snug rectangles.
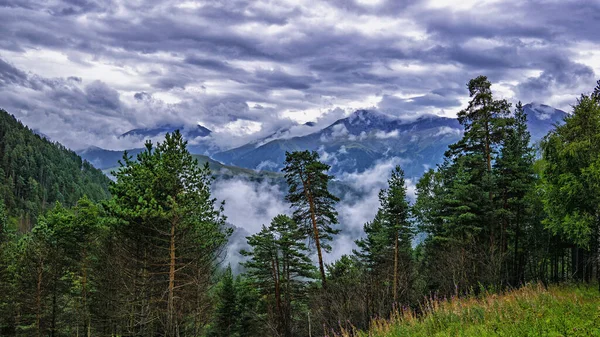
[0,109,110,231]
[1,76,600,337]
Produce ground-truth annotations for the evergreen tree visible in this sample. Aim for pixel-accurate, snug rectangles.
[109,131,229,336]
[354,211,391,317]
[212,266,239,337]
[283,150,340,288]
[379,166,413,304]
[241,214,315,337]
[494,102,536,286]
[355,165,413,314]
[541,93,600,290]
[414,76,516,292]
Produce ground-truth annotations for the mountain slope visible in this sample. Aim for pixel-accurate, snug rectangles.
[0,109,111,227]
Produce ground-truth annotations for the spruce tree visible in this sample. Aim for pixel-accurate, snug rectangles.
[213,266,238,337]
[241,214,315,337]
[494,102,535,286]
[283,150,339,288]
[379,166,413,304]
[355,166,413,311]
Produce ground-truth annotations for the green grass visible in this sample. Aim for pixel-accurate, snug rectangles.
[345,284,600,337]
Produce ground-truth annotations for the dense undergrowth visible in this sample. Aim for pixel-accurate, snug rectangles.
[342,284,600,337]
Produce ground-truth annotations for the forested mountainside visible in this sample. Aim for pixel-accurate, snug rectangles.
[0,109,110,229]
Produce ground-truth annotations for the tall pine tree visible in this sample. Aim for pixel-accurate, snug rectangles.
[109,131,229,336]
[283,151,339,288]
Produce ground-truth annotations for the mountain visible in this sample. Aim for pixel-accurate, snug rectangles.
[522,103,568,142]
[120,123,212,139]
[0,109,111,228]
[213,110,463,178]
[78,146,146,170]
[213,105,568,178]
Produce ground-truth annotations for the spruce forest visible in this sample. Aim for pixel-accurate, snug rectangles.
[1,77,600,336]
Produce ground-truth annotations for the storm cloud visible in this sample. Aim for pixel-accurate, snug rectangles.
[0,0,598,150]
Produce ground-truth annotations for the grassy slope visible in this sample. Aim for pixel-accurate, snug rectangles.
[350,284,600,337]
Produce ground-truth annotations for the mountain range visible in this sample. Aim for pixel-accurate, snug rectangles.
[78,103,568,179]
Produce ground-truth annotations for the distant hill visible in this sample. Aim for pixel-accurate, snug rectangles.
[120,123,212,139]
[0,109,111,229]
[119,124,215,154]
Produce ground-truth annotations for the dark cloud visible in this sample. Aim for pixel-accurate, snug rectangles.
[517,57,595,103]
[379,92,462,119]
[84,80,122,111]
[0,0,597,150]
[0,58,27,87]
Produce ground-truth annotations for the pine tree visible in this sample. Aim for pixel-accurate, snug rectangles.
[413,76,515,292]
[241,214,315,337]
[354,210,391,317]
[110,131,229,336]
[283,150,340,288]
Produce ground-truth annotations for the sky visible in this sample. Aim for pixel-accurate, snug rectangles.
[1,0,599,151]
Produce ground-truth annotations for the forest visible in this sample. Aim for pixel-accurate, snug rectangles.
[1,76,600,337]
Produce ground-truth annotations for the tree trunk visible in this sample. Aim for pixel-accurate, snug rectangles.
[393,230,399,305]
[168,218,176,337]
[82,248,90,337]
[304,177,327,288]
[597,219,600,293]
[271,256,283,336]
[36,259,43,337]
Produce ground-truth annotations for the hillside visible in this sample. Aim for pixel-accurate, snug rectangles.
[349,284,600,337]
[0,109,111,229]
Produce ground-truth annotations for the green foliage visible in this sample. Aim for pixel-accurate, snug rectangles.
[0,109,110,226]
[283,150,340,286]
[541,94,600,247]
[108,131,230,336]
[212,266,239,337]
[283,150,340,249]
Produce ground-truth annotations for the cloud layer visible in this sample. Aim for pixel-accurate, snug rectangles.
[1,0,599,150]
[214,158,416,264]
